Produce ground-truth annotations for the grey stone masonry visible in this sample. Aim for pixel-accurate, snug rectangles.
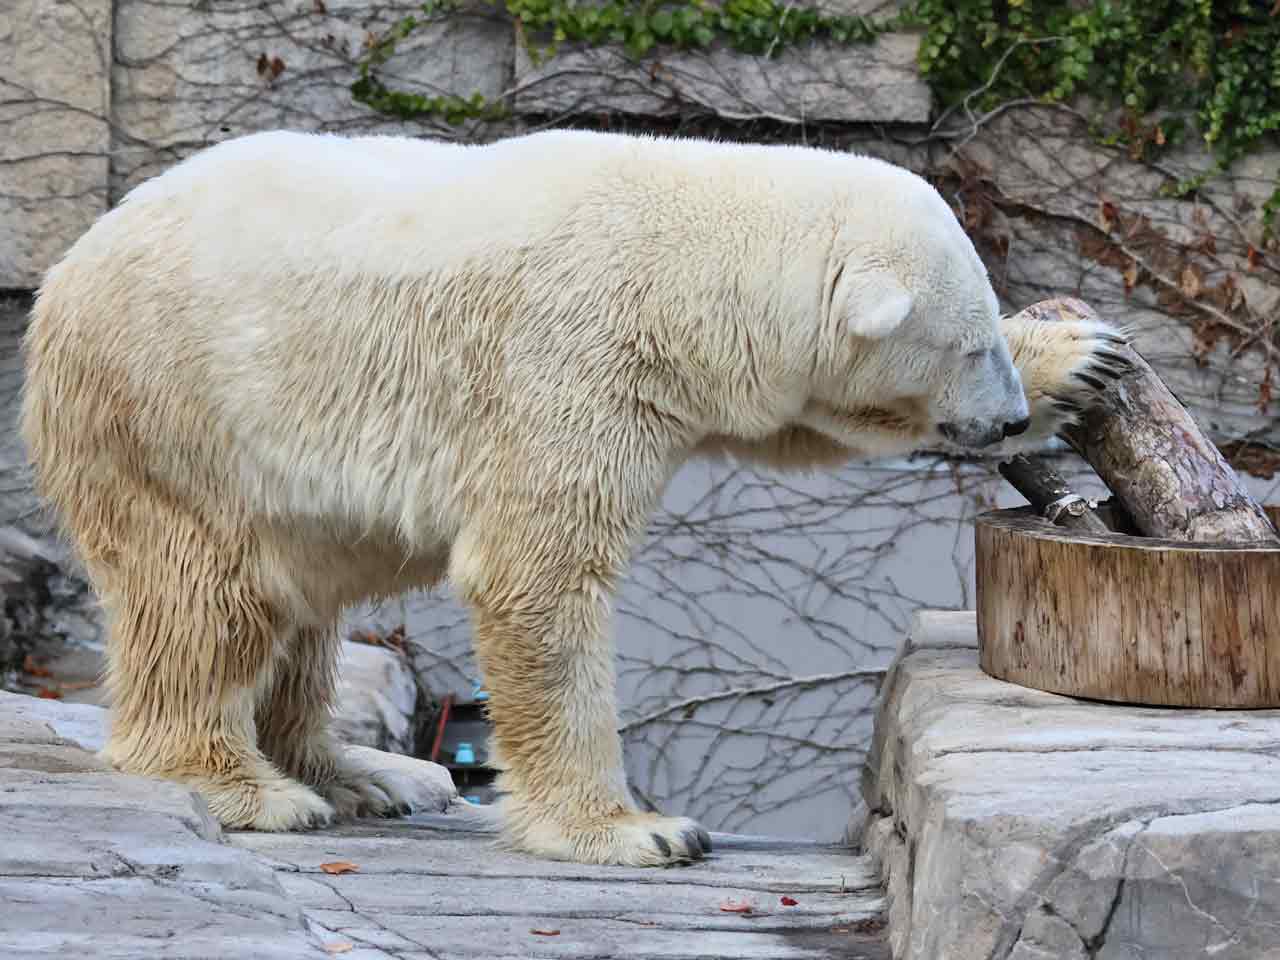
[858,610,1280,960]
[2,0,935,289]
[0,0,112,288]
[513,32,931,124]
[109,0,516,195]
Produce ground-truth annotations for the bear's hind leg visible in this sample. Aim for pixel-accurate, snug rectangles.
[99,523,333,832]
[256,626,455,820]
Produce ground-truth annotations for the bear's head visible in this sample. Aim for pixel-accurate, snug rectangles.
[802,166,1030,455]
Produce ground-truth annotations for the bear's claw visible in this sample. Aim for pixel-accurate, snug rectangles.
[502,808,712,866]
[652,832,672,857]
[322,745,457,822]
[686,826,713,855]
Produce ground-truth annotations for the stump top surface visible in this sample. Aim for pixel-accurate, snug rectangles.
[978,505,1280,552]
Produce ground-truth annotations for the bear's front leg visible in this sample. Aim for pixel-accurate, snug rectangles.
[452,514,711,867]
[999,305,1130,451]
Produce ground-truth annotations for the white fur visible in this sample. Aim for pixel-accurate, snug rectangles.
[66,128,1024,544]
[23,128,1103,865]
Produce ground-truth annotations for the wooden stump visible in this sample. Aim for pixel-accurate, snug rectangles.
[976,505,1280,708]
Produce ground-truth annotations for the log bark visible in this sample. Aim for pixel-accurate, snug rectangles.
[1040,297,1277,543]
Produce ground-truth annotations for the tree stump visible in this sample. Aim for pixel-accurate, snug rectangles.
[977,296,1279,708]
[976,506,1280,708]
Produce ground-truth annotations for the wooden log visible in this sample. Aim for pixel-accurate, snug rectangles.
[997,454,1114,535]
[976,505,1280,708]
[1030,297,1278,543]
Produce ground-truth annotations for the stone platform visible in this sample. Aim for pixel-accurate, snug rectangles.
[858,611,1280,960]
[0,690,888,959]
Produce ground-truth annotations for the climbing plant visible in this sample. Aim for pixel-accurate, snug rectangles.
[902,0,1280,223]
[354,0,1280,224]
[352,0,883,122]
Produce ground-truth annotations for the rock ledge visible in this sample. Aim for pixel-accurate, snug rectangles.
[857,610,1280,960]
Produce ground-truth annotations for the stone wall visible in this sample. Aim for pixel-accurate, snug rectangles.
[859,611,1280,960]
[1,0,928,288]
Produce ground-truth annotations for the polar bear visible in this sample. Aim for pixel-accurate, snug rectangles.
[20,129,1124,866]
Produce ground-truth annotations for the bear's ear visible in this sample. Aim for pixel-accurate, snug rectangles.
[834,268,914,340]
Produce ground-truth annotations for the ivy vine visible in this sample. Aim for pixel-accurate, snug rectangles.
[903,0,1280,224]
[351,0,1280,224]
[351,0,882,122]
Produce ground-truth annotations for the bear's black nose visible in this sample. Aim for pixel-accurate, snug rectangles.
[1002,417,1031,438]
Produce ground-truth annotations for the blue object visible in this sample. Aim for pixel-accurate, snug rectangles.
[464,795,482,805]
[471,678,490,702]
[454,742,476,765]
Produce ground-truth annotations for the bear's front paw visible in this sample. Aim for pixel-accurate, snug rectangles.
[203,775,335,831]
[1002,312,1131,452]
[322,745,457,820]
[508,808,712,866]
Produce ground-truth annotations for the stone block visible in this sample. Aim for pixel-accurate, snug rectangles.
[513,32,930,124]
[0,0,112,287]
[111,0,515,194]
[0,686,107,751]
[860,610,1280,960]
[332,639,420,755]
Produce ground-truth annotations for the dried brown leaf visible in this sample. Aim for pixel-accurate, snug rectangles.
[1180,264,1202,299]
[22,654,52,678]
[319,861,359,875]
[1123,260,1139,294]
[1099,200,1117,233]
[530,928,561,936]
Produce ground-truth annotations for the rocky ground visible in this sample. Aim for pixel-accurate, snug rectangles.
[0,687,889,959]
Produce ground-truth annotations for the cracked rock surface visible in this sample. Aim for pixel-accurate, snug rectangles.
[857,610,1280,960]
[0,689,889,958]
